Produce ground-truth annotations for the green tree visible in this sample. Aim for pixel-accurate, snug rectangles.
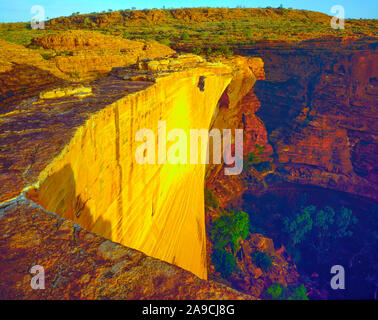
[210,210,249,253]
[266,283,284,299]
[284,204,357,263]
[212,249,235,278]
[287,284,308,300]
[283,205,315,245]
[252,251,272,271]
[181,32,190,41]
[83,17,90,26]
[205,189,218,208]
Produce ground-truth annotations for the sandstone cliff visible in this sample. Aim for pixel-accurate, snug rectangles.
[0,32,266,297]
[23,55,233,280]
[0,33,266,286]
[29,31,175,79]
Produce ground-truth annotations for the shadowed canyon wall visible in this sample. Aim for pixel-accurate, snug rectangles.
[203,39,377,299]
[234,39,378,201]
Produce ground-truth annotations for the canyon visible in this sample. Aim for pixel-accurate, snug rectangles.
[0,31,263,298]
[0,11,377,299]
[205,38,377,299]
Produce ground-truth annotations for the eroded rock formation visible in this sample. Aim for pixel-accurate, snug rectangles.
[238,39,378,201]
[0,32,265,293]
[29,31,175,79]
[23,56,234,280]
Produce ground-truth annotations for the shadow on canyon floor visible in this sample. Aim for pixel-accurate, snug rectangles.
[239,184,378,299]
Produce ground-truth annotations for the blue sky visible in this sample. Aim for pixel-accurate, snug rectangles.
[0,0,377,23]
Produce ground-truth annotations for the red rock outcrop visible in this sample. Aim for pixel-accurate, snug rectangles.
[29,31,175,79]
[228,234,298,298]
[234,38,378,201]
[205,56,274,207]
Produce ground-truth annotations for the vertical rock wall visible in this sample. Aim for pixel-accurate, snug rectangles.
[27,67,232,279]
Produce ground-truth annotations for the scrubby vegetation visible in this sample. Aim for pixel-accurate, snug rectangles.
[211,249,236,278]
[1,7,376,52]
[204,189,219,208]
[210,210,249,278]
[252,251,273,271]
[283,204,357,264]
[254,161,272,173]
[244,144,272,172]
[266,283,308,300]
[210,210,249,253]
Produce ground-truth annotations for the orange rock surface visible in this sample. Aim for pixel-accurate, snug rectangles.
[0,33,266,284]
[0,30,267,297]
[30,30,175,79]
[0,198,254,299]
[24,57,233,280]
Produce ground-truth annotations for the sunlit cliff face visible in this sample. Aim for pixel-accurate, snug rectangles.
[24,59,251,279]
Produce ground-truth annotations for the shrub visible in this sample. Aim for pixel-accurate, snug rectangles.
[40,52,51,60]
[191,47,203,55]
[210,210,249,253]
[180,32,190,41]
[266,283,284,299]
[284,205,357,246]
[283,205,315,245]
[287,284,308,300]
[244,30,252,39]
[83,17,90,26]
[252,251,272,271]
[283,204,357,264]
[244,144,266,169]
[159,38,171,46]
[28,44,40,50]
[266,283,308,300]
[218,45,233,56]
[204,189,218,208]
[245,152,260,167]
[254,161,272,173]
[212,249,235,278]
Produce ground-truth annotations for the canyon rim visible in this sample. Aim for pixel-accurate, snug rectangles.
[0,4,377,302]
